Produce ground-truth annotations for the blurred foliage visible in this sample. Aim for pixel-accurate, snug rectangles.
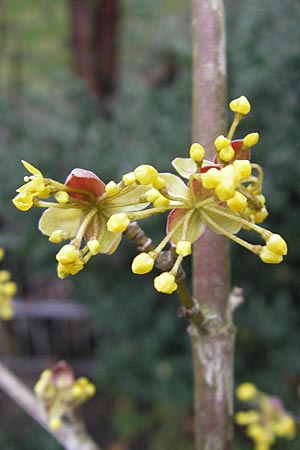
[0,0,300,449]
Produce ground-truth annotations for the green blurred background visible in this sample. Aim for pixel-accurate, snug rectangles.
[0,1,299,449]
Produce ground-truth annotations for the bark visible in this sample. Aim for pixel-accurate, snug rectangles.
[69,0,119,99]
[191,1,235,449]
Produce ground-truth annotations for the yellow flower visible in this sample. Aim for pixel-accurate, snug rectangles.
[14,165,152,278]
[12,160,51,211]
[34,361,96,430]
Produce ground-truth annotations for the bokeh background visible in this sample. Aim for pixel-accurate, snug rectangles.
[0,1,299,449]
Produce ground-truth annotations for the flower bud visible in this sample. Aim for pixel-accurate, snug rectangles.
[152,176,166,190]
[201,168,222,189]
[229,96,251,115]
[227,192,247,212]
[107,213,130,233]
[122,172,136,186]
[266,234,287,256]
[176,240,192,257]
[244,132,259,147]
[87,239,101,255]
[214,135,230,151]
[54,191,69,204]
[56,245,80,265]
[154,272,177,294]
[259,247,283,264]
[105,181,119,196]
[132,253,154,274]
[219,145,235,162]
[233,160,252,179]
[134,165,158,185]
[190,143,205,162]
[236,383,257,401]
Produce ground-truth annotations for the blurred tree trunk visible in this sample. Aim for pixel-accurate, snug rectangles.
[191,1,234,450]
[69,0,119,102]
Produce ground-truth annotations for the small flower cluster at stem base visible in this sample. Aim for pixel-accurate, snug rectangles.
[235,383,296,450]
[34,361,96,430]
[0,247,17,320]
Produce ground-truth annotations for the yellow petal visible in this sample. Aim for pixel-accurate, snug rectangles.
[21,160,42,176]
[39,207,83,237]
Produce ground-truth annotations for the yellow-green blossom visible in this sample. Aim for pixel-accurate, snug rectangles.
[235,383,296,449]
[34,361,95,430]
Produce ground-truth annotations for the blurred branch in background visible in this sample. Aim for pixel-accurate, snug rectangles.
[0,361,102,450]
[69,0,119,107]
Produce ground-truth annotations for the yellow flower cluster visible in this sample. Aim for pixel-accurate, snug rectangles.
[12,96,287,293]
[34,361,96,430]
[0,248,17,320]
[12,163,162,279]
[235,383,296,450]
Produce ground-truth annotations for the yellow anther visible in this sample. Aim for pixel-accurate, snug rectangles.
[49,230,64,243]
[57,263,69,279]
[54,191,69,204]
[134,165,158,185]
[236,383,258,401]
[244,132,259,147]
[122,172,136,186]
[214,180,236,201]
[219,145,235,162]
[266,234,287,256]
[56,245,81,265]
[214,135,231,151]
[131,253,154,274]
[176,240,192,257]
[259,247,283,264]
[201,168,222,189]
[105,181,119,196]
[107,213,130,233]
[145,188,161,203]
[190,143,205,162]
[229,95,251,115]
[154,272,177,294]
[153,195,170,207]
[152,176,166,190]
[227,192,247,212]
[233,160,252,179]
[87,239,101,255]
[253,207,268,223]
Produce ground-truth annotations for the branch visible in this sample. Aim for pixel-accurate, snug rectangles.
[0,361,102,450]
